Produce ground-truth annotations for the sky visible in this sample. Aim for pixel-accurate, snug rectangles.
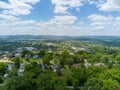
[0,0,120,36]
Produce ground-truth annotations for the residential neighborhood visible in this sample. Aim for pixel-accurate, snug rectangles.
[0,36,120,90]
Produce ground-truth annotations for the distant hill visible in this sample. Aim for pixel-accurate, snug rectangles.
[0,35,120,47]
[0,35,120,40]
[0,35,71,40]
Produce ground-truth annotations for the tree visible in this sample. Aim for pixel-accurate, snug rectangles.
[0,62,6,75]
[102,79,120,90]
[59,50,72,67]
[0,76,3,84]
[72,79,79,89]
[36,72,67,90]
[22,50,32,57]
[38,50,46,58]
[5,77,26,90]
[13,58,20,69]
[43,53,53,65]
[36,73,53,90]
[50,77,66,90]
[85,78,101,90]
[70,67,87,88]
[99,69,120,82]
[115,54,120,63]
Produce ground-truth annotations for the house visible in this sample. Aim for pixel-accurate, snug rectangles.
[94,62,105,66]
[16,47,24,53]
[84,59,91,68]
[15,53,22,57]
[1,55,7,58]
[18,63,25,73]
[0,57,13,63]
[8,64,14,71]
[3,74,9,77]
[41,64,45,69]
[73,63,80,68]
[24,47,35,51]
[3,51,9,55]
[109,60,116,64]
[18,63,25,76]
[51,64,60,73]
[84,62,91,68]
[33,55,39,58]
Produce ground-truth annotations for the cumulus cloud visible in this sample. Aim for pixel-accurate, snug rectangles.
[50,15,77,25]
[0,0,120,36]
[88,14,114,30]
[54,6,69,14]
[0,12,120,36]
[87,0,120,12]
[0,14,20,21]
[21,0,41,4]
[0,0,40,17]
[88,14,113,22]
[98,0,120,12]
[51,0,83,14]
[113,17,120,31]
[87,0,105,5]
[88,14,120,33]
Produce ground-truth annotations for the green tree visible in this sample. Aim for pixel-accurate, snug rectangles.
[5,77,27,90]
[102,79,120,90]
[70,67,87,88]
[22,50,33,57]
[0,62,6,75]
[36,73,53,90]
[0,76,3,84]
[51,77,66,90]
[13,58,20,69]
[43,53,53,65]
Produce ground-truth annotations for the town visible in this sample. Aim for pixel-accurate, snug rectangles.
[0,36,120,90]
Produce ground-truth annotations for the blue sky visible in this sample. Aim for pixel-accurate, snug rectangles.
[0,0,120,36]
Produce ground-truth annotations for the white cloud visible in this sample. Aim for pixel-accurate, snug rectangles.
[21,0,40,5]
[98,0,120,12]
[87,0,120,12]
[0,13,120,36]
[0,0,40,17]
[51,0,83,14]
[87,14,120,34]
[0,15,83,36]
[0,0,120,36]
[87,0,105,5]
[88,14,113,22]
[88,14,114,30]
[70,0,83,7]
[0,1,11,9]
[0,14,20,21]
[113,17,120,31]
[50,15,77,25]
[54,6,69,14]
